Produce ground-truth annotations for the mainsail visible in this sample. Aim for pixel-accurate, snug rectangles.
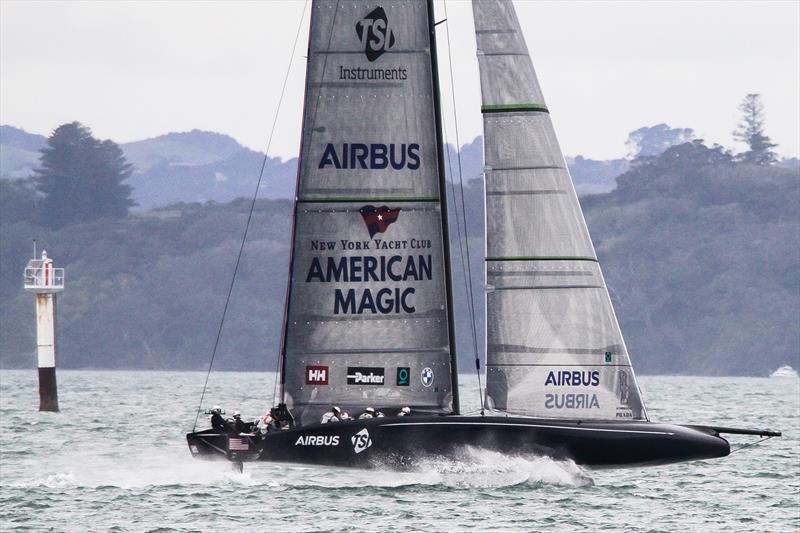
[473,0,647,420]
[280,0,457,425]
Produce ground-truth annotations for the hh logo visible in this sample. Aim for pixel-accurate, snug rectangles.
[352,428,373,454]
[355,6,395,62]
[305,365,329,385]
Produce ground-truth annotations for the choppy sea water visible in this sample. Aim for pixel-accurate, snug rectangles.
[1,370,798,532]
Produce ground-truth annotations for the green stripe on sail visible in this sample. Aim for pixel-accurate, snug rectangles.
[486,256,598,262]
[481,103,549,114]
[298,197,440,204]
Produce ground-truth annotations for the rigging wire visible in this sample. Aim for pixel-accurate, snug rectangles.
[441,0,485,414]
[727,435,776,454]
[193,1,309,432]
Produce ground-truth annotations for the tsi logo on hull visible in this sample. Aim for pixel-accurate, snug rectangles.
[352,428,373,454]
[347,367,385,385]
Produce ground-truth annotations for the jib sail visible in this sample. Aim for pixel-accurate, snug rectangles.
[473,0,647,421]
[280,0,457,425]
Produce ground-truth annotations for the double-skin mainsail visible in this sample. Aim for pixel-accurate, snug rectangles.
[279,0,459,426]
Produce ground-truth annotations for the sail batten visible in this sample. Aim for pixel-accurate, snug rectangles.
[474,0,647,421]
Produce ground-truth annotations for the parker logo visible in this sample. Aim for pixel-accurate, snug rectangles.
[352,428,373,454]
[347,367,385,385]
[355,6,395,62]
[305,365,329,385]
[360,205,400,238]
[295,435,340,446]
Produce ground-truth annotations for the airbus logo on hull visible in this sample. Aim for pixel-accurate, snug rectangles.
[295,435,340,446]
[356,7,395,62]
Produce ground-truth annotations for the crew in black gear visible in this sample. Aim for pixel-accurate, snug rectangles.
[231,411,247,433]
[210,406,232,433]
[270,403,295,430]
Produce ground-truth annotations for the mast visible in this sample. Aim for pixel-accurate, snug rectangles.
[277,3,316,404]
[427,0,459,415]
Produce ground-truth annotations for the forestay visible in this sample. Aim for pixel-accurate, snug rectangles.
[473,0,647,420]
[281,0,456,425]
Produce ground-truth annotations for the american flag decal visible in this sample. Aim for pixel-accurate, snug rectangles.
[228,437,249,451]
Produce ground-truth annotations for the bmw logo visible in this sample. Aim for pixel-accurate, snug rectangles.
[421,367,434,387]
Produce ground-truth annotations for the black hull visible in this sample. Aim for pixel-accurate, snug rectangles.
[187,416,733,469]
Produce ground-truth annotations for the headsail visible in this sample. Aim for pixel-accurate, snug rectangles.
[473,0,647,420]
[280,0,457,425]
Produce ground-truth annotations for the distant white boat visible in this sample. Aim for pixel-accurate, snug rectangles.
[770,365,799,378]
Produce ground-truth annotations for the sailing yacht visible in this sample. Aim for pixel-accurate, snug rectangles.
[187,0,779,468]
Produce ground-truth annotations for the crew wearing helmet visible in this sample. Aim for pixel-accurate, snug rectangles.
[230,411,247,433]
[398,406,411,416]
[321,406,342,424]
[358,407,376,420]
[209,406,232,432]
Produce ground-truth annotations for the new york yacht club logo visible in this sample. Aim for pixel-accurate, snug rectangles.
[356,6,395,62]
[359,205,400,238]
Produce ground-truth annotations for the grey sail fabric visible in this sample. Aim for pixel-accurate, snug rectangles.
[282,0,454,425]
[473,0,647,421]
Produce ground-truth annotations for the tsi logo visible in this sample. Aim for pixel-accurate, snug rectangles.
[355,6,395,62]
[305,365,329,385]
[347,367,385,385]
[351,428,373,454]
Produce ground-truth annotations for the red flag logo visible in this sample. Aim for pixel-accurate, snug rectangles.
[359,205,400,238]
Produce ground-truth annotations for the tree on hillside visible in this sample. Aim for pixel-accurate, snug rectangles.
[625,123,695,159]
[733,94,778,165]
[34,122,134,228]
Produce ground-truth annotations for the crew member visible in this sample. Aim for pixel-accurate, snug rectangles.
[398,406,411,416]
[210,406,232,432]
[358,407,376,419]
[321,406,343,424]
[231,411,247,433]
[257,411,273,435]
[276,403,295,428]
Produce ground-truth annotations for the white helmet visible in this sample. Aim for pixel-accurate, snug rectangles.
[211,405,222,413]
[232,411,241,418]
[366,407,375,414]
[400,407,411,414]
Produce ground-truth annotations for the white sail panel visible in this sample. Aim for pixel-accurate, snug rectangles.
[474,0,647,420]
[282,0,454,424]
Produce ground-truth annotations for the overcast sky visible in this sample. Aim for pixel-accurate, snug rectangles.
[2,1,798,161]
